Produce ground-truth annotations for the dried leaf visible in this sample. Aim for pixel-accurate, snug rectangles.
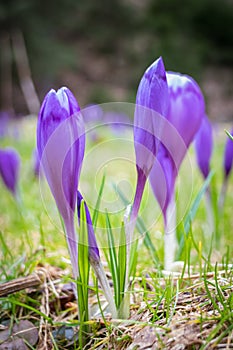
[0,320,38,348]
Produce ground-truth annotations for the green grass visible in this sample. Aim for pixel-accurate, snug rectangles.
[0,117,233,349]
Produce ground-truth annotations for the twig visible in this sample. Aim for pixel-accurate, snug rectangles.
[11,29,40,115]
[0,272,43,297]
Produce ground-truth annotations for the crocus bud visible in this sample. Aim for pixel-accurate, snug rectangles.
[194,115,213,179]
[132,57,169,220]
[134,57,169,180]
[128,57,169,283]
[164,72,205,169]
[0,147,20,196]
[223,128,233,179]
[150,72,205,217]
[37,87,85,278]
[149,71,205,270]
[77,191,100,263]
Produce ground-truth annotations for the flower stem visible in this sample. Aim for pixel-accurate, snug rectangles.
[164,193,177,271]
[125,169,146,290]
[218,178,227,211]
[205,188,214,238]
[65,221,79,280]
[90,258,117,319]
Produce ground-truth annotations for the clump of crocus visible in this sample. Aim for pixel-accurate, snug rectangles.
[37,87,118,324]
[219,128,233,209]
[37,87,85,279]
[194,115,214,234]
[132,57,205,271]
[151,71,205,270]
[0,147,20,197]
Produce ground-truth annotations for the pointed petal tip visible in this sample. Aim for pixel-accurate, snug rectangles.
[147,56,166,78]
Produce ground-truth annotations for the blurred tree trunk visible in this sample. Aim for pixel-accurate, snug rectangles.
[0,33,14,114]
[11,29,40,116]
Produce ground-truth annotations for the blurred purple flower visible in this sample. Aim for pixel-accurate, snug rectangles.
[194,115,213,179]
[219,128,233,210]
[77,191,100,263]
[0,112,9,138]
[132,56,169,220]
[82,104,104,124]
[223,128,233,179]
[32,148,40,178]
[0,147,20,196]
[104,111,130,134]
[37,87,85,278]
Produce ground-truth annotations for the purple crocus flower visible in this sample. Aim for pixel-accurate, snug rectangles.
[0,112,9,138]
[132,57,169,221]
[164,72,205,169]
[123,57,169,283]
[150,72,205,221]
[194,115,213,179]
[219,128,233,209]
[194,115,214,235]
[77,191,100,263]
[223,128,233,180]
[32,148,40,178]
[149,71,204,269]
[37,87,85,278]
[150,73,205,208]
[0,147,20,196]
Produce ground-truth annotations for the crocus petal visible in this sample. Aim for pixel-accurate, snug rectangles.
[224,128,233,179]
[194,115,213,179]
[37,86,85,278]
[77,191,100,263]
[0,147,20,196]
[149,144,177,221]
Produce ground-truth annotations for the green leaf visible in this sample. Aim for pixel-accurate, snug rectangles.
[77,200,90,346]
[113,184,160,266]
[92,172,106,227]
[79,200,90,290]
[105,211,119,308]
[225,129,233,141]
[118,222,126,305]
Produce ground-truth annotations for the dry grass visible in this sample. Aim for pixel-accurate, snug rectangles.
[1,265,232,349]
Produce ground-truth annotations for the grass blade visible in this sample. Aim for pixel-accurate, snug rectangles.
[92,172,106,227]
[77,199,90,347]
[118,222,126,306]
[113,184,160,266]
[105,211,119,308]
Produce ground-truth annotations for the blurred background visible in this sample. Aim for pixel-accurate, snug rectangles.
[0,0,233,121]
